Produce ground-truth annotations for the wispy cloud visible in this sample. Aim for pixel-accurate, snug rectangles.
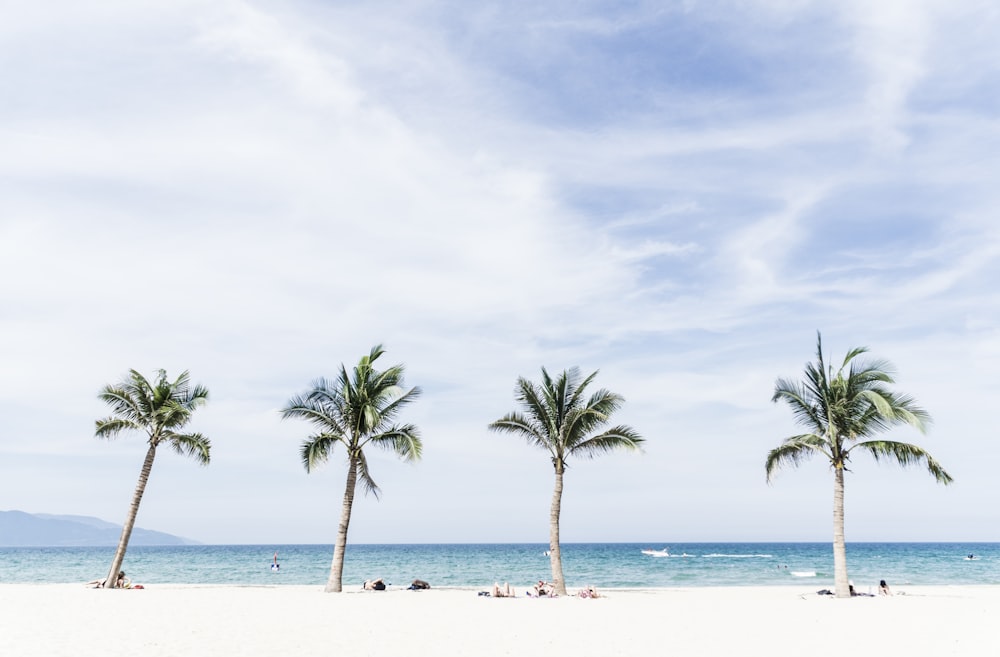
[1,0,998,542]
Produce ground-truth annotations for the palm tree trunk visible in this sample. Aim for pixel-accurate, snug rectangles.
[832,464,850,598]
[325,455,358,592]
[549,460,567,596]
[104,443,157,589]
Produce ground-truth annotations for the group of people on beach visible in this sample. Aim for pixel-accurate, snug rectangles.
[360,577,598,598]
[361,578,431,591]
[849,579,893,596]
[485,580,599,598]
[821,579,893,597]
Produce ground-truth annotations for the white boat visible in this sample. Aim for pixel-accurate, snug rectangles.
[641,548,670,557]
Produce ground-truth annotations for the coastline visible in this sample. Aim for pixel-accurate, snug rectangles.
[3,584,996,656]
[4,542,993,587]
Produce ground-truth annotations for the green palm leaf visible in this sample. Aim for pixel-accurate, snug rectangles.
[852,440,953,484]
[168,433,211,465]
[301,434,339,473]
[570,426,644,458]
[366,424,423,462]
[355,450,380,498]
[489,412,549,450]
[765,434,831,482]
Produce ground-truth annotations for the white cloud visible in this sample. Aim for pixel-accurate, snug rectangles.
[2,0,999,543]
[841,0,932,151]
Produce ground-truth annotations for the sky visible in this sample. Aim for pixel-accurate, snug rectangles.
[2,0,999,545]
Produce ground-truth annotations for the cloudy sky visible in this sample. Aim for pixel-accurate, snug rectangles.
[2,0,999,545]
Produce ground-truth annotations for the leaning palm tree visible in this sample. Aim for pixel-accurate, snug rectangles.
[489,367,643,596]
[95,369,210,589]
[766,333,951,598]
[281,345,421,593]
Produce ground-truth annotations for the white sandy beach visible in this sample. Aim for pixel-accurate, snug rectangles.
[0,583,995,656]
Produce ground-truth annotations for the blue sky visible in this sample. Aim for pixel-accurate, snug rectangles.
[2,0,998,545]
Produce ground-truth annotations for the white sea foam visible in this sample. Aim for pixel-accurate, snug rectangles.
[702,554,773,558]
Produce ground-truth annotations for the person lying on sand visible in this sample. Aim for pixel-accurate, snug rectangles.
[363,578,387,591]
[85,571,145,589]
[491,582,514,597]
[577,586,600,598]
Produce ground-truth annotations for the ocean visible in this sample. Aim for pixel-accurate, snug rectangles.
[0,543,995,590]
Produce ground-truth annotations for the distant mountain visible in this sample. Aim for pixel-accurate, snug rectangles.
[0,510,199,547]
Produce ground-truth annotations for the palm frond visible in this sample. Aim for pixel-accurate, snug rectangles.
[356,451,381,499]
[539,368,559,417]
[168,433,211,465]
[840,345,870,369]
[851,440,953,484]
[514,376,554,437]
[375,385,422,426]
[337,361,353,392]
[873,390,931,432]
[570,426,644,458]
[94,417,141,439]
[365,424,423,462]
[300,434,340,473]
[281,397,347,434]
[567,370,599,413]
[371,364,405,395]
[563,389,624,448]
[97,386,143,426]
[489,413,550,450]
[126,369,156,419]
[181,382,210,410]
[765,434,831,482]
[771,378,824,434]
[158,399,195,431]
[366,344,386,366]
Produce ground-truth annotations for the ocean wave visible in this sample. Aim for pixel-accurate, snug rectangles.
[702,554,773,558]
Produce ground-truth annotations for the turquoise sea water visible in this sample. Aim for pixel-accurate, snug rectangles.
[0,543,996,590]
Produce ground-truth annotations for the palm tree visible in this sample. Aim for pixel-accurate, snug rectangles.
[95,369,210,589]
[281,345,421,593]
[766,333,951,598]
[489,367,643,596]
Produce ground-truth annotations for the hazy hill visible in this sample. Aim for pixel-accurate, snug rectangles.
[0,510,198,547]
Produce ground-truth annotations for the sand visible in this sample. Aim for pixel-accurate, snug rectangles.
[0,583,994,656]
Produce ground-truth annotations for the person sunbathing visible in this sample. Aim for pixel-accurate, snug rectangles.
[492,582,514,597]
[363,578,386,591]
[115,571,132,589]
[532,580,555,597]
[85,571,140,589]
[577,585,600,598]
